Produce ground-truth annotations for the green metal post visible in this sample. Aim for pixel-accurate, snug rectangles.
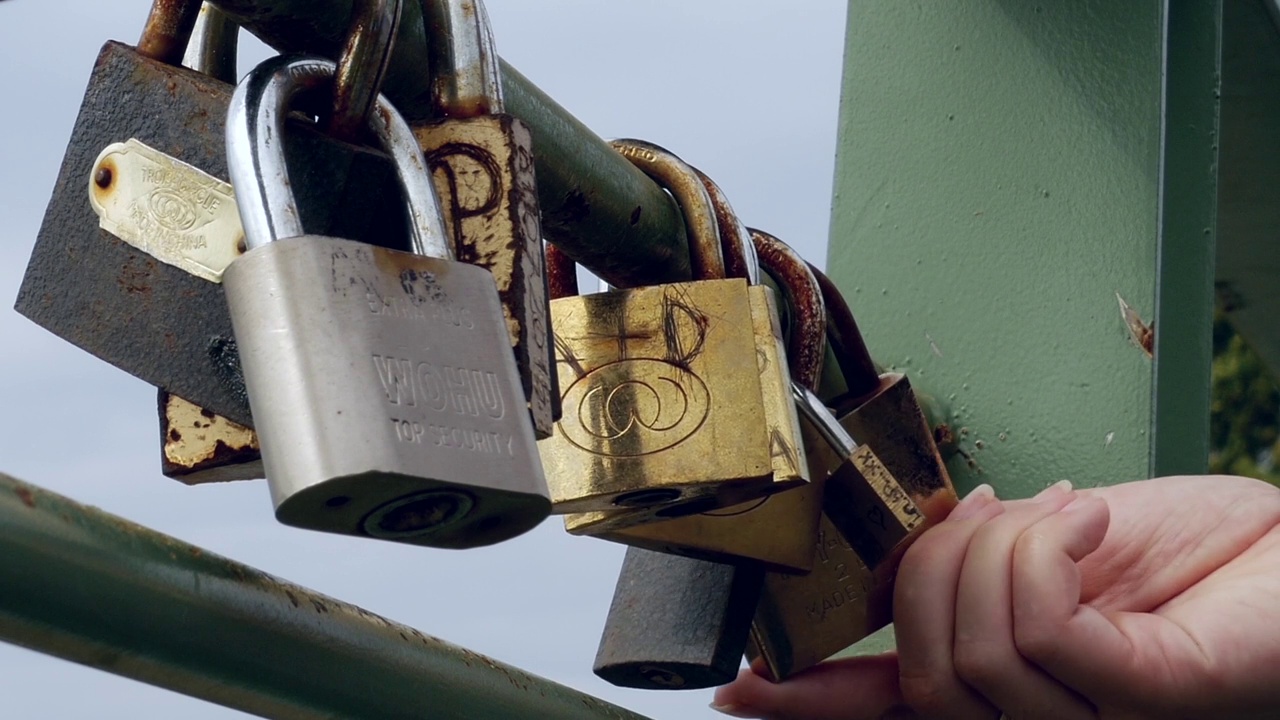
[0,473,651,720]
[826,0,1220,653]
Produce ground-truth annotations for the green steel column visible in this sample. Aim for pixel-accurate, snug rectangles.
[826,1,1219,652]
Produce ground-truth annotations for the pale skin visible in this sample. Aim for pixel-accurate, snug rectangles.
[712,475,1280,720]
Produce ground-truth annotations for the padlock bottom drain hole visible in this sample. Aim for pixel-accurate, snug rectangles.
[613,489,681,508]
[361,490,476,539]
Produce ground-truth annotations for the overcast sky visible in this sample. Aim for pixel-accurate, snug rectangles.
[0,2,847,718]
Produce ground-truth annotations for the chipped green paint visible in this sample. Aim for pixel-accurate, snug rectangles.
[827,0,1219,656]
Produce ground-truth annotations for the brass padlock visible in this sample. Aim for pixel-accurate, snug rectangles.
[539,140,797,514]
[412,0,557,438]
[748,387,925,680]
[815,265,958,522]
[746,272,959,680]
[563,217,825,573]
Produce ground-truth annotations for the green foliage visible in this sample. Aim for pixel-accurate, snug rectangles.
[1209,311,1280,484]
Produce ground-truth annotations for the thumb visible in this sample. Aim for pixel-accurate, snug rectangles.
[712,653,906,720]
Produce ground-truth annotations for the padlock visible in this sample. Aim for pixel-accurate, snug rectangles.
[563,199,824,573]
[539,140,796,514]
[155,4,259,486]
[747,386,926,680]
[815,265,958,522]
[412,0,557,438]
[593,547,764,691]
[222,54,549,548]
[16,0,411,427]
[591,221,825,689]
[159,391,262,484]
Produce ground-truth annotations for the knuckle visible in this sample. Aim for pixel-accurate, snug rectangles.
[952,638,1005,687]
[897,671,953,717]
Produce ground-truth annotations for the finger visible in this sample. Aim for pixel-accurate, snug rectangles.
[894,487,1008,719]
[1011,494,1178,705]
[712,654,905,720]
[953,488,1098,719]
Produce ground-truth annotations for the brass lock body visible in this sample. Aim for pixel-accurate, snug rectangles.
[541,276,775,513]
[411,0,557,438]
[159,390,261,484]
[562,228,823,572]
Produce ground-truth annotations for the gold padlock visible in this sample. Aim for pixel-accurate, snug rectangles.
[539,140,799,514]
[814,265,958,522]
[747,271,959,680]
[562,219,825,573]
[159,389,261,484]
[412,0,557,439]
[748,387,925,680]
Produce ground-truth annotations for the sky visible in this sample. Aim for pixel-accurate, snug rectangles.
[0,1,848,718]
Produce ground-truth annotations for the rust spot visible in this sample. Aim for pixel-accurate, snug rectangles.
[168,428,182,442]
[14,487,35,508]
[1116,293,1154,358]
[285,590,300,608]
[199,407,216,419]
[933,423,955,448]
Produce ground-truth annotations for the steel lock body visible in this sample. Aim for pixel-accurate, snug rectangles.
[16,41,411,428]
[540,277,776,513]
[225,236,547,547]
[747,513,893,681]
[836,373,958,523]
[413,115,557,438]
[561,284,817,572]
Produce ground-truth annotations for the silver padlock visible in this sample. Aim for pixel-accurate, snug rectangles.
[223,55,550,549]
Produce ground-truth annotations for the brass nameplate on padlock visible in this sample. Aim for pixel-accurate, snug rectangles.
[88,139,244,283]
[160,391,262,484]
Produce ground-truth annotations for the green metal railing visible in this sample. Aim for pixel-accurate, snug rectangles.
[0,472,650,720]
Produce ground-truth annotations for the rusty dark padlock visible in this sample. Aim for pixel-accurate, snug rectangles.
[16,0,410,427]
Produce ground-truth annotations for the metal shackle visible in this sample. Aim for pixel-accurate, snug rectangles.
[226,55,451,258]
[693,168,759,286]
[181,3,239,83]
[792,384,858,457]
[608,139,727,283]
[330,0,403,141]
[424,0,504,117]
[753,229,827,391]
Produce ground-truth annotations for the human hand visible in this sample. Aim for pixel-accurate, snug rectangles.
[712,475,1280,719]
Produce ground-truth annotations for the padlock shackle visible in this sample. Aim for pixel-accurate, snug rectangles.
[137,0,204,66]
[330,0,403,141]
[792,385,857,457]
[609,139,727,283]
[545,242,578,300]
[424,0,504,118]
[693,168,759,286]
[227,55,451,257]
[810,265,881,401]
[182,3,239,83]
[751,229,826,392]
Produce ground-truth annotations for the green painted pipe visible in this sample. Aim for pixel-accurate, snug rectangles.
[0,473,650,720]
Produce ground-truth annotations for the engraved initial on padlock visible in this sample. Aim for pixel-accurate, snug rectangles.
[539,141,803,514]
[222,55,549,548]
[413,0,558,439]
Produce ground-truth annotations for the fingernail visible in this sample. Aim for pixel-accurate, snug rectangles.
[709,702,755,718]
[1033,479,1073,502]
[950,483,996,521]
